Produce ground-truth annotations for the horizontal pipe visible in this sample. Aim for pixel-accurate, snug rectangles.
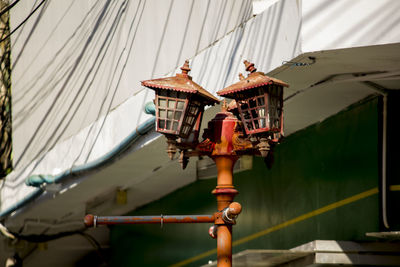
[84,214,214,227]
[144,101,156,115]
[1,117,156,220]
[25,117,156,188]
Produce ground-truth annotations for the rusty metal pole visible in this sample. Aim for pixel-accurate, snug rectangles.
[207,102,241,267]
[213,157,238,267]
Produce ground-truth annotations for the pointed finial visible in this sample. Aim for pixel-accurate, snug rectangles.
[238,73,245,80]
[222,99,228,112]
[244,60,256,73]
[180,60,191,75]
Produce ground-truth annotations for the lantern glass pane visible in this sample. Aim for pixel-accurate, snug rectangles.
[254,120,259,128]
[260,118,266,127]
[174,111,182,120]
[178,100,203,138]
[159,109,166,118]
[249,99,257,108]
[154,91,191,136]
[177,101,185,109]
[251,109,258,119]
[243,110,251,120]
[172,121,179,131]
[246,122,253,130]
[183,115,192,125]
[258,107,265,117]
[269,85,283,130]
[257,97,264,106]
[168,100,175,108]
[183,126,190,135]
[167,110,173,119]
[189,106,198,114]
[159,98,167,107]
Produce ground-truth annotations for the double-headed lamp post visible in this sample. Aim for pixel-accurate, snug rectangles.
[84,60,289,267]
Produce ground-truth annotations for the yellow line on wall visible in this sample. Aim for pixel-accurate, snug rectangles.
[390,185,400,191]
[169,248,218,267]
[233,187,378,246]
[170,187,379,267]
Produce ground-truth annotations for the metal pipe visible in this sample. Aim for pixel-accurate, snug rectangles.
[26,117,156,188]
[0,116,156,220]
[222,202,242,224]
[382,94,389,229]
[217,225,232,267]
[213,156,238,267]
[84,214,214,227]
[362,81,389,229]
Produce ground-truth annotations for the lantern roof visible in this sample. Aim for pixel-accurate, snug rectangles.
[217,60,289,98]
[141,60,219,105]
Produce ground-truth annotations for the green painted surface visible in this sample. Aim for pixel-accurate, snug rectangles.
[387,91,400,229]
[110,97,380,266]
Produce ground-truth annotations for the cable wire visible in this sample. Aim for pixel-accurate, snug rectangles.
[0,0,46,43]
[78,232,108,265]
[0,224,108,265]
[0,0,20,17]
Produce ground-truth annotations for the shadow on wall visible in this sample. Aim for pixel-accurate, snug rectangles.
[302,0,400,49]
[10,0,253,174]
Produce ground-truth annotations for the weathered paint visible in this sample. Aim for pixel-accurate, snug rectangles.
[210,112,238,156]
[85,214,214,226]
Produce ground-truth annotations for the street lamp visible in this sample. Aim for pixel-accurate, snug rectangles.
[84,60,289,267]
[217,60,289,157]
[141,60,219,161]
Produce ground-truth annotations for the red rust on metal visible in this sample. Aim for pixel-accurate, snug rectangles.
[196,138,215,153]
[141,60,219,105]
[197,104,255,158]
[228,202,242,216]
[244,60,256,73]
[217,225,233,267]
[217,60,289,98]
[214,212,224,225]
[84,214,94,227]
[209,225,218,239]
[180,60,191,74]
[86,215,215,226]
[212,188,238,195]
[206,110,240,156]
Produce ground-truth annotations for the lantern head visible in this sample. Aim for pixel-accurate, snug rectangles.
[217,60,289,145]
[142,60,219,159]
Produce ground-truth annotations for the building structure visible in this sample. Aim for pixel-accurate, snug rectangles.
[0,0,399,266]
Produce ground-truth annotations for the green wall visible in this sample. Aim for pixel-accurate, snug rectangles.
[110,97,380,266]
[387,91,400,229]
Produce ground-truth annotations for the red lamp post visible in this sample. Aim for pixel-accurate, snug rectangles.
[84,60,288,267]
